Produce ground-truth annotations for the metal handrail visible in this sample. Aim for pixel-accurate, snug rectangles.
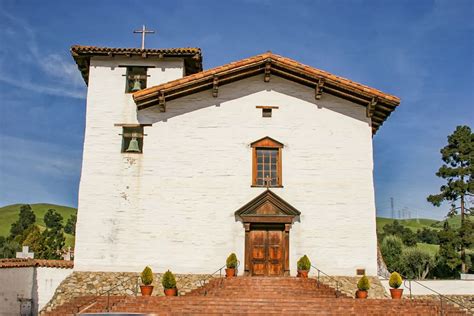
[179,261,240,296]
[379,272,470,315]
[75,274,140,314]
[310,264,342,298]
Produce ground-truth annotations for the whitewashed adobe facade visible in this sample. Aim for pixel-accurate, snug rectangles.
[71,46,400,276]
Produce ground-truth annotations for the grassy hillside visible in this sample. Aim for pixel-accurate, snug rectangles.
[376,217,439,233]
[0,203,77,247]
[432,215,462,229]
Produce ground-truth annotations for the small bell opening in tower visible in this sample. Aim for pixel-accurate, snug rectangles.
[126,137,141,152]
[131,79,142,92]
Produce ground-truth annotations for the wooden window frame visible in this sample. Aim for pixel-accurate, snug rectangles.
[251,137,283,187]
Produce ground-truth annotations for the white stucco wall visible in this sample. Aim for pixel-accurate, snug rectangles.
[0,267,35,316]
[75,68,377,276]
[36,267,72,311]
[0,266,72,315]
[380,279,474,295]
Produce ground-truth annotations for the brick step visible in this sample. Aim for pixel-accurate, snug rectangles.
[109,299,464,315]
[43,277,469,316]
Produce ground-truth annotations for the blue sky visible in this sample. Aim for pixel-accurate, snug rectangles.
[0,0,472,219]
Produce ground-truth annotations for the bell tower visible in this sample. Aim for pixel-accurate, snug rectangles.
[71,44,202,271]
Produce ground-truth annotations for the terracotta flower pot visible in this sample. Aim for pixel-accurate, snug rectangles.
[355,290,368,299]
[139,285,154,296]
[297,270,309,278]
[225,268,236,278]
[164,287,177,296]
[390,288,403,299]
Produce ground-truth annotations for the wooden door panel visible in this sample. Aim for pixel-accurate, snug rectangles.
[250,230,267,276]
[268,246,282,260]
[252,246,266,260]
[268,262,282,276]
[267,230,283,276]
[248,229,285,276]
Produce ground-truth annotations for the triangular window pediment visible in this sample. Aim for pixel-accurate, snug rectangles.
[235,190,300,223]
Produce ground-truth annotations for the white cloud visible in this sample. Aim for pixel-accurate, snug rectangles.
[0,9,86,99]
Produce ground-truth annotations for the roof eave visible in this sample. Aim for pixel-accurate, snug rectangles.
[133,54,400,134]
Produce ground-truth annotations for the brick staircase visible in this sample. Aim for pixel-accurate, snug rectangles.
[43,276,469,315]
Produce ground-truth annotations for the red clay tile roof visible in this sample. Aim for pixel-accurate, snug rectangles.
[133,52,401,134]
[0,258,74,269]
[71,45,203,85]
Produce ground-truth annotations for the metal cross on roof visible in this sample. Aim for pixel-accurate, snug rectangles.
[133,25,155,50]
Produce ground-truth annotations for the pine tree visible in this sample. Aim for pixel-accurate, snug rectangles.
[427,125,473,273]
[64,214,77,235]
[9,204,36,239]
[41,209,65,259]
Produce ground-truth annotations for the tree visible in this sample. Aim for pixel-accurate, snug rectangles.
[400,247,434,280]
[416,227,440,244]
[382,220,417,246]
[427,125,473,273]
[381,235,404,272]
[0,239,20,259]
[44,209,63,230]
[64,214,77,235]
[9,204,36,239]
[22,225,46,255]
[438,221,462,271]
[41,209,65,259]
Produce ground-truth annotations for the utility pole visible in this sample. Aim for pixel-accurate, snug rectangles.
[390,197,394,219]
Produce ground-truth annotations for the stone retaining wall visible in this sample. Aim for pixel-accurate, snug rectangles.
[412,295,474,314]
[40,271,217,313]
[318,276,389,299]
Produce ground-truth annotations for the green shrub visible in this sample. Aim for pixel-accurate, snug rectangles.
[381,235,404,272]
[226,253,238,269]
[400,247,434,280]
[388,272,402,289]
[357,275,370,291]
[141,266,153,285]
[161,270,176,289]
[297,255,311,271]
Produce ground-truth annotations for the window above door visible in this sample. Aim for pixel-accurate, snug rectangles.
[251,137,283,187]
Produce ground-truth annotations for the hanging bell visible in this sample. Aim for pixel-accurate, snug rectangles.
[126,137,141,152]
[131,79,142,92]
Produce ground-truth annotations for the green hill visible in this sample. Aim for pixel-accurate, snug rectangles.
[376,217,439,233]
[0,203,77,247]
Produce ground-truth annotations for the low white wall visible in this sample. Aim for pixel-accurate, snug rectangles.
[0,267,35,316]
[36,267,73,311]
[380,279,474,295]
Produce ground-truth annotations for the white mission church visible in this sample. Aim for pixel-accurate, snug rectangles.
[71,40,400,277]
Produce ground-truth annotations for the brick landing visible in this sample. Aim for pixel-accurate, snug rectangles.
[44,277,469,315]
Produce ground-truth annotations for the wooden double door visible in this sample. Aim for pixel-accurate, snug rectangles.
[247,225,288,276]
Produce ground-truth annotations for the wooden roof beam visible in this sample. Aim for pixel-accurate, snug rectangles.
[212,75,219,98]
[264,59,271,82]
[158,91,166,112]
[366,97,378,118]
[315,78,325,100]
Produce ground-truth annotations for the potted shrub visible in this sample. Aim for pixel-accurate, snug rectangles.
[225,253,238,278]
[389,272,403,299]
[297,255,311,278]
[162,270,177,296]
[140,266,154,296]
[356,275,370,299]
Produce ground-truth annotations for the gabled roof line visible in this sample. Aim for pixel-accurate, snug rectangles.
[133,52,401,134]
